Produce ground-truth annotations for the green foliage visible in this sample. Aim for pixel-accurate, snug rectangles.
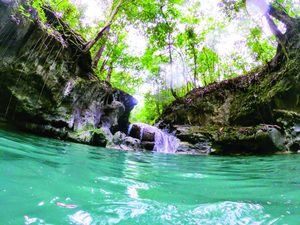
[130,90,175,124]
[273,0,300,17]
[30,0,80,28]
[25,0,298,124]
[247,27,276,63]
[17,5,32,18]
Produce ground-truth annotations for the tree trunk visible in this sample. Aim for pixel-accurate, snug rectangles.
[168,32,178,99]
[265,14,285,42]
[266,4,299,63]
[93,44,107,68]
[106,61,114,82]
[92,26,111,68]
[191,43,198,86]
[84,24,111,52]
[83,0,123,52]
[99,58,108,73]
[268,5,296,28]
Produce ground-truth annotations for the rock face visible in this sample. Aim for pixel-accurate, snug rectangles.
[110,123,180,153]
[158,13,300,154]
[0,1,137,146]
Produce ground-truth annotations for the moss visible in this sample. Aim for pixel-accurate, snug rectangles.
[0,1,136,148]
[275,110,300,125]
[175,124,287,155]
[68,127,108,147]
[161,50,299,128]
[210,125,285,154]
[158,18,300,155]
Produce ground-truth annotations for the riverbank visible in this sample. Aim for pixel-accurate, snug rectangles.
[158,14,300,155]
[1,1,299,155]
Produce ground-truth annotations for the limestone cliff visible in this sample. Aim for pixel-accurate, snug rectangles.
[0,1,137,146]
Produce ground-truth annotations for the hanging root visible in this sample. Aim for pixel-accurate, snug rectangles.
[37,46,63,103]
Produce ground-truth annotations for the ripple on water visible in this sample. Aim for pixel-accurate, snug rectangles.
[78,201,278,225]
[0,128,300,224]
[69,211,93,225]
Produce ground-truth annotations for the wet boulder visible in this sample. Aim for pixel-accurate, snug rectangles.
[112,131,127,146]
[211,125,286,154]
[141,141,155,151]
[128,123,155,142]
[124,137,141,150]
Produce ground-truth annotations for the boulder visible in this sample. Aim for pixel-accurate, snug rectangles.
[112,131,127,146]
[211,126,286,154]
[141,141,155,151]
[128,123,155,142]
[124,137,141,150]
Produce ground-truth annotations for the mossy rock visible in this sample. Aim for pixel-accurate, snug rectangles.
[210,125,286,155]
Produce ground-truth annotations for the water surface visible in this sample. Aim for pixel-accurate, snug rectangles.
[0,127,299,224]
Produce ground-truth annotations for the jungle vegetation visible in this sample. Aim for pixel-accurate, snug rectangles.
[26,0,299,124]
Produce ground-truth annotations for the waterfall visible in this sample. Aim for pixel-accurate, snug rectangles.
[130,123,180,153]
[153,129,180,154]
[140,126,145,141]
[127,124,133,135]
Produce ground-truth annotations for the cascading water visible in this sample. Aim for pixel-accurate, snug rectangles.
[128,123,180,153]
[153,128,180,154]
[140,126,145,141]
[127,124,133,135]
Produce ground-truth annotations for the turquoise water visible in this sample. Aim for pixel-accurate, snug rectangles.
[0,127,300,225]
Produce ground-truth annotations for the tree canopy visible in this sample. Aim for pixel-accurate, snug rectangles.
[27,0,299,124]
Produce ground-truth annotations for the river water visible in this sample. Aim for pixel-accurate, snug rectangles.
[0,126,299,224]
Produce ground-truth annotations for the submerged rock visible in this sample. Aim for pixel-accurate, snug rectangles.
[0,1,137,146]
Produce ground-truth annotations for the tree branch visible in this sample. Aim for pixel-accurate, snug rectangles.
[83,0,124,52]
[268,5,295,27]
[265,14,289,60]
[92,25,111,68]
[84,24,111,52]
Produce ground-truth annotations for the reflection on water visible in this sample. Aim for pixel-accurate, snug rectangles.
[0,126,300,224]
